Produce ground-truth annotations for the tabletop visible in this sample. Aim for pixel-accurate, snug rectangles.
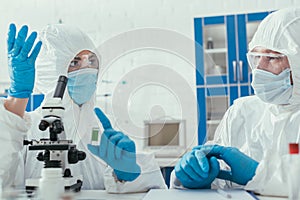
[74,190,288,200]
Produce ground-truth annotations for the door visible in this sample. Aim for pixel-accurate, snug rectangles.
[194,11,270,144]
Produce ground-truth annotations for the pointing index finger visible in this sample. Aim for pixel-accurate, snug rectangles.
[94,107,112,130]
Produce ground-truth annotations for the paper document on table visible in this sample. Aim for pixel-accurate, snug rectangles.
[75,190,145,200]
[142,189,257,200]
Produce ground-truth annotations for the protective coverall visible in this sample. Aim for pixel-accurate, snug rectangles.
[171,7,300,196]
[0,24,167,193]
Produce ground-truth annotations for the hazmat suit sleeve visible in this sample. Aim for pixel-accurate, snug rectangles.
[245,151,289,196]
[211,97,289,196]
[0,99,30,187]
[103,153,167,193]
[207,97,291,196]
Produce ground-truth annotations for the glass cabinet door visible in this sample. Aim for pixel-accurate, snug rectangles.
[202,16,228,85]
[203,24,227,77]
[206,93,228,141]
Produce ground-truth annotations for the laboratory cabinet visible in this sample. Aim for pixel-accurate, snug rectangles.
[194,11,271,144]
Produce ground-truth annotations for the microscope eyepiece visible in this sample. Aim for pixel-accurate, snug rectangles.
[53,75,68,99]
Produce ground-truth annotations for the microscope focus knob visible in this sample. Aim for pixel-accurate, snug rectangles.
[78,151,86,161]
[68,148,86,164]
[37,152,44,161]
[39,120,50,131]
[52,120,64,134]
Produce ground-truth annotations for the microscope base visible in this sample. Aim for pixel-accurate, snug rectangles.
[25,175,83,193]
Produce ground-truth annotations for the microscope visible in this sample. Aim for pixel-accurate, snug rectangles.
[24,75,86,193]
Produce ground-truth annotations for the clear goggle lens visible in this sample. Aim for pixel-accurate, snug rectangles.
[246,52,286,70]
[69,54,99,70]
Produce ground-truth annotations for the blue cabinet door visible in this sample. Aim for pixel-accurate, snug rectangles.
[194,16,228,86]
[196,87,206,144]
[197,86,228,144]
[194,11,271,145]
[194,18,205,86]
[237,14,248,84]
[227,15,238,84]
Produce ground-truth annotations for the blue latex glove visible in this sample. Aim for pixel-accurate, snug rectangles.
[87,108,141,182]
[7,23,42,98]
[194,145,259,185]
[175,148,220,189]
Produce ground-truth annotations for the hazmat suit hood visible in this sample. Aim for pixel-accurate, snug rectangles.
[249,7,300,105]
[34,24,100,106]
[32,24,101,145]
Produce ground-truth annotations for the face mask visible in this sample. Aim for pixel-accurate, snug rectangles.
[251,68,292,105]
[67,68,98,105]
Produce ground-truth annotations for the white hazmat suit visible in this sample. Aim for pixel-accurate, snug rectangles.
[209,7,300,196]
[170,7,300,197]
[0,24,167,192]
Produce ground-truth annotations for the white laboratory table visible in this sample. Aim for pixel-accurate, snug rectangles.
[258,196,288,200]
[75,190,146,199]
[74,190,288,200]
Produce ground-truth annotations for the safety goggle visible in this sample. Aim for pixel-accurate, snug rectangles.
[246,52,286,71]
[68,53,99,72]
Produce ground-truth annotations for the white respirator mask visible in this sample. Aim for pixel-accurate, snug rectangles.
[251,68,292,105]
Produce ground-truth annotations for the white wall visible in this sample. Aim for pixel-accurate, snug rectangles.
[1,0,299,150]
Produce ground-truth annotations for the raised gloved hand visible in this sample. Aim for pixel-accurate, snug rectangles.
[7,23,42,98]
[195,145,259,185]
[175,147,220,189]
[87,108,141,182]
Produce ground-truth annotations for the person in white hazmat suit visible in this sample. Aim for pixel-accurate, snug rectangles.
[0,23,167,192]
[171,7,300,196]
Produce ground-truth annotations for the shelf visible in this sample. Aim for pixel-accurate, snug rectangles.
[206,119,222,125]
[205,48,227,54]
[206,73,227,77]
